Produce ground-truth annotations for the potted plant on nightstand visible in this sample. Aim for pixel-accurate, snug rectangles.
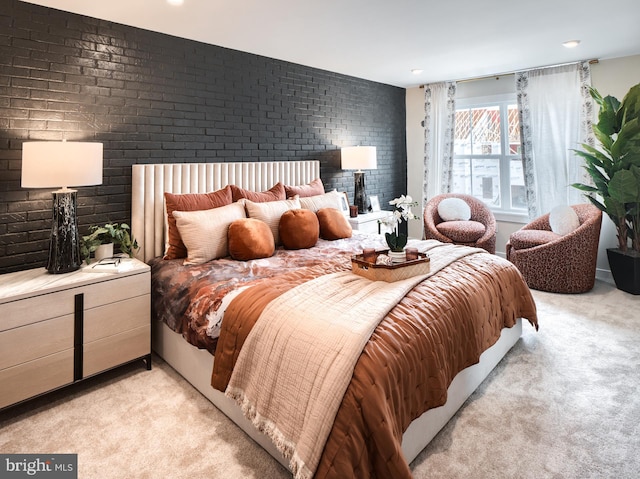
[572,82,640,294]
[81,222,139,264]
[379,195,420,262]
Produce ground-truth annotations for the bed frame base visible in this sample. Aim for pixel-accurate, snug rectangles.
[402,318,522,462]
[152,322,288,467]
[153,318,523,470]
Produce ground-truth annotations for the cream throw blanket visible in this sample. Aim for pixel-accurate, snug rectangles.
[225,242,483,479]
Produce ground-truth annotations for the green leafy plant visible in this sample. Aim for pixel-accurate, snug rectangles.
[379,195,420,252]
[81,223,139,262]
[572,83,640,254]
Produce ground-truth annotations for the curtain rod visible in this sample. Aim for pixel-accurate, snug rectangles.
[419,59,599,87]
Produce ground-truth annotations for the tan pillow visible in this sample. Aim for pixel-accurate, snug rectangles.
[228,218,275,261]
[299,190,344,213]
[164,186,233,260]
[317,208,353,240]
[230,183,286,203]
[285,178,324,198]
[172,202,246,265]
[279,209,319,250]
[244,197,301,245]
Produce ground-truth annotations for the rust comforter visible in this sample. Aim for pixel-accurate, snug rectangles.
[211,246,538,478]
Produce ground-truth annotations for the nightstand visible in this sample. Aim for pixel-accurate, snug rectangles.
[348,211,394,235]
[0,257,151,409]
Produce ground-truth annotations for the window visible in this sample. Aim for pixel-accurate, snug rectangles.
[453,95,526,218]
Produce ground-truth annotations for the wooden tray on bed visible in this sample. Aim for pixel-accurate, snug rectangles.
[351,250,430,282]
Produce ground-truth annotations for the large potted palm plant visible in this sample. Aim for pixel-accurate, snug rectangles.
[572,82,640,294]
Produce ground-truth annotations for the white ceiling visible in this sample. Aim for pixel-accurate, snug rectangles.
[21,0,640,88]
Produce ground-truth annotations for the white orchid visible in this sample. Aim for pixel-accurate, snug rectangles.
[387,195,419,225]
[380,195,420,252]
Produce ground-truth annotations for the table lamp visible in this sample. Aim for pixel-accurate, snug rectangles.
[22,141,103,274]
[341,146,377,214]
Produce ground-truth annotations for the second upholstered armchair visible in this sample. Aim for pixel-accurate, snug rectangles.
[423,194,497,254]
[506,204,602,293]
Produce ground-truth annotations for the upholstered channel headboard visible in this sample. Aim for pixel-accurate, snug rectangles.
[131,161,321,262]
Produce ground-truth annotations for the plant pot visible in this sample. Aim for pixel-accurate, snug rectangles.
[95,243,114,261]
[388,251,406,263]
[607,248,640,295]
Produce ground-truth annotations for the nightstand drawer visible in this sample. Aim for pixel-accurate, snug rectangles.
[83,325,150,377]
[0,315,74,370]
[84,295,150,343]
[81,273,150,310]
[1,290,75,332]
[0,349,74,409]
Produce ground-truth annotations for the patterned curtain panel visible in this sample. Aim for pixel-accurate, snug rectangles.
[423,81,456,207]
[515,62,593,218]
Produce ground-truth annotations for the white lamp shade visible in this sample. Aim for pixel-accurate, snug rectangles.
[341,146,377,170]
[21,141,103,188]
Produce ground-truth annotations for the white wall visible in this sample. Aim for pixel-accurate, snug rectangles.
[588,55,640,280]
[405,54,640,281]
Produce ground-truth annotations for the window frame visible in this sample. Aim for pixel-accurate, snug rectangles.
[454,93,528,223]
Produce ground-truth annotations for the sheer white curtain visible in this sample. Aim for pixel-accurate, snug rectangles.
[516,62,593,217]
[423,82,456,206]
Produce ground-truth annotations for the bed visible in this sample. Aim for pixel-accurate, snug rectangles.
[131,160,538,478]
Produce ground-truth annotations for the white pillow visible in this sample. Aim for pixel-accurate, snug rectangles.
[549,205,580,236]
[173,202,246,265]
[244,197,301,245]
[299,190,345,214]
[437,197,471,221]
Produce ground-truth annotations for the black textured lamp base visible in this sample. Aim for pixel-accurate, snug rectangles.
[47,190,82,274]
[354,171,367,214]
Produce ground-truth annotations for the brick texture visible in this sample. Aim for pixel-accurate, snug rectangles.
[0,1,407,274]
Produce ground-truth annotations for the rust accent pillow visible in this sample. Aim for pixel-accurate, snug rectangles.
[230,183,286,203]
[317,208,352,240]
[164,186,233,260]
[279,209,319,250]
[228,218,275,261]
[285,178,324,198]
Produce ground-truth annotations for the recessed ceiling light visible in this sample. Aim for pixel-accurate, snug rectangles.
[562,40,581,48]
[167,0,184,5]
[411,69,424,75]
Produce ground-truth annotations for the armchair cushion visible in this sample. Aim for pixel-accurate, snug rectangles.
[436,220,485,243]
[509,229,561,250]
[437,197,472,221]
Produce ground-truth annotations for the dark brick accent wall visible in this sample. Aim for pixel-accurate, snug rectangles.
[0,0,406,274]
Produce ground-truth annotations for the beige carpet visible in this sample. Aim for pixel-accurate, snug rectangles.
[1,280,638,478]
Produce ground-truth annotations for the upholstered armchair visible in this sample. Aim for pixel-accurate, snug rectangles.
[423,194,497,254]
[506,204,602,293]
